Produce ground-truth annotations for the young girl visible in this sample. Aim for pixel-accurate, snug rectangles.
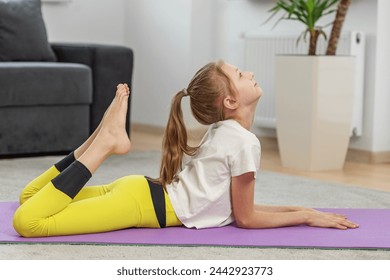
[13,61,358,237]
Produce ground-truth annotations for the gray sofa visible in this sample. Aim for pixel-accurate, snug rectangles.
[0,44,133,156]
[0,0,133,156]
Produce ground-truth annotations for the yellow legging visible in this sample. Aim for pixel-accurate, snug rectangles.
[13,166,182,237]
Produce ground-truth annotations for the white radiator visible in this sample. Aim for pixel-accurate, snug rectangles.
[245,31,365,136]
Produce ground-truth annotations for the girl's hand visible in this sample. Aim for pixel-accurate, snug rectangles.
[305,210,359,230]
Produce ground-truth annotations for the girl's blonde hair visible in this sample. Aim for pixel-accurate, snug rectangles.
[158,60,236,186]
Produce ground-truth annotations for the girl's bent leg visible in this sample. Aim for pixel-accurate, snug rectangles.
[19,166,59,205]
[18,83,126,204]
[14,175,153,237]
[19,152,76,205]
[14,183,73,237]
[14,160,92,237]
[14,84,131,237]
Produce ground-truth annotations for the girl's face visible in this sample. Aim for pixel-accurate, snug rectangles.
[221,63,263,107]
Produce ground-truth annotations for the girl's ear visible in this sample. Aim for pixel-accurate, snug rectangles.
[223,95,239,110]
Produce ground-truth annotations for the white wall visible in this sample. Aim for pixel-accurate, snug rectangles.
[372,0,390,152]
[124,0,217,128]
[40,0,390,153]
[346,0,378,152]
[42,0,126,45]
[124,0,192,128]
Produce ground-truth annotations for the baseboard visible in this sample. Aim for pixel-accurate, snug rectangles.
[131,123,165,135]
[132,123,208,145]
[346,149,390,164]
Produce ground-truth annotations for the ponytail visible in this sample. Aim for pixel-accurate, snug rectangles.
[158,90,197,186]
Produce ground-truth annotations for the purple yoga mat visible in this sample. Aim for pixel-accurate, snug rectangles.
[1,201,390,249]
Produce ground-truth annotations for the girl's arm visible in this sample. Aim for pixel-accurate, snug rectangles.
[254,204,312,212]
[231,172,359,230]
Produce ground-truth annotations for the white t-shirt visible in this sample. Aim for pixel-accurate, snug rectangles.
[166,119,261,229]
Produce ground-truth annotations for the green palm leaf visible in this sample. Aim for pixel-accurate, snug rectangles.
[265,0,339,55]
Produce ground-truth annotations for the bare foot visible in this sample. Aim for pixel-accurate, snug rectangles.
[96,84,131,155]
[74,83,130,159]
[102,84,130,121]
[96,83,131,133]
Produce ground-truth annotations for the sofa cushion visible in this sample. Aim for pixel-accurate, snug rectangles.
[0,105,90,155]
[0,0,56,61]
[0,62,92,107]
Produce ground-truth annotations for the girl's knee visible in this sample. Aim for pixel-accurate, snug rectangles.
[13,207,39,238]
[13,208,28,237]
[19,166,60,205]
[19,188,31,205]
[19,184,40,205]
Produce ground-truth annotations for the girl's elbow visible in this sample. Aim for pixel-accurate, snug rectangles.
[234,212,270,229]
[233,209,257,228]
[235,216,254,229]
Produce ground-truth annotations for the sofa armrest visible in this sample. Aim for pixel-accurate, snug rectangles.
[51,43,134,135]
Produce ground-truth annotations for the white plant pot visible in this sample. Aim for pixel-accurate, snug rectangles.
[275,55,355,171]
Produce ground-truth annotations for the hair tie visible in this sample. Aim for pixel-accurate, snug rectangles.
[182,88,189,96]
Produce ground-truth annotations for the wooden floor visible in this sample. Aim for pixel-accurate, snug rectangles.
[131,128,390,193]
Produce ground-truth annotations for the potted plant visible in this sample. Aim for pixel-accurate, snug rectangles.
[268,0,354,171]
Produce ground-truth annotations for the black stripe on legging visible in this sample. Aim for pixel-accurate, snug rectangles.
[145,178,166,228]
[54,152,76,172]
[51,161,91,199]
